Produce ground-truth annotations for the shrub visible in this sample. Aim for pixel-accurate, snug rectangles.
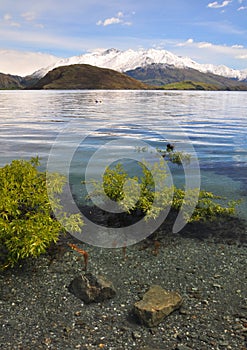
[85,160,238,224]
[0,157,83,268]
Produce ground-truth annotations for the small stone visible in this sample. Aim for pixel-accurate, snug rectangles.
[132,331,142,339]
[175,345,192,350]
[68,272,116,304]
[133,285,183,327]
[74,311,81,316]
[219,341,230,347]
[179,307,190,315]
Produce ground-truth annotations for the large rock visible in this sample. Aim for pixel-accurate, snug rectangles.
[68,272,116,303]
[133,285,183,327]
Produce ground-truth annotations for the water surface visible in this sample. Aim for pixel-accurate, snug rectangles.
[0,90,246,222]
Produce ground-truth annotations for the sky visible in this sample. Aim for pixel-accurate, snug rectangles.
[0,0,247,76]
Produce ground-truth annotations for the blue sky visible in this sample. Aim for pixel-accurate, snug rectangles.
[0,0,247,75]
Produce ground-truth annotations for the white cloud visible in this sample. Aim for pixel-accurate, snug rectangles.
[198,42,213,48]
[0,50,60,76]
[21,11,36,22]
[97,17,121,26]
[9,21,21,28]
[176,38,194,47]
[237,6,247,10]
[3,14,12,21]
[177,39,246,53]
[97,11,132,27]
[170,38,247,69]
[232,44,244,48]
[236,54,247,59]
[207,1,232,8]
[2,10,44,29]
[2,13,21,27]
[177,39,213,49]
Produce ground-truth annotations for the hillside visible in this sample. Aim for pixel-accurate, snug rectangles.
[0,73,24,89]
[0,73,39,90]
[126,64,247,91]
[29,64,150,90]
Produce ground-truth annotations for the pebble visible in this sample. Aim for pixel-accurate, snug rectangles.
[132,331,142,339]
[176,345,192,350]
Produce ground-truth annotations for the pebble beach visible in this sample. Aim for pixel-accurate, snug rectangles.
[0,217,247,350]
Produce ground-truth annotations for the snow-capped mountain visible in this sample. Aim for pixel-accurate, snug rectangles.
[31,48,247,81]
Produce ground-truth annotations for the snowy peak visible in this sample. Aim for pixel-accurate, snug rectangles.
[31,48,247,81]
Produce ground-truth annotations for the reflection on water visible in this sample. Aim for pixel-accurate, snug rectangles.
[0,90,247,222]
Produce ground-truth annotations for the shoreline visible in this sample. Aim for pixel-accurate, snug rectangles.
[0,218,247,350]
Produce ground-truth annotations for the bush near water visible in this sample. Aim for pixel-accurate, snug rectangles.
[0,155,239,268]
[86,159,238,223]
[0,157,83,269]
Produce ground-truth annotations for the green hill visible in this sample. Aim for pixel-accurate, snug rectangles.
[29,64,150,90]
[160,80,220,91]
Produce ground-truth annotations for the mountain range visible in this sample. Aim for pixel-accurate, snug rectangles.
[1,48,247,90]
[31,48,247,81]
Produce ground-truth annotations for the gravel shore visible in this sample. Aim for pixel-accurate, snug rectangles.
[0,217,247,350]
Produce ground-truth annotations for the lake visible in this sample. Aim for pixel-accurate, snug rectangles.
[0,90,247,244]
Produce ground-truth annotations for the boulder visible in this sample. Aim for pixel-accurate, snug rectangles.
[68,272,116,303]
[133,285,183,327]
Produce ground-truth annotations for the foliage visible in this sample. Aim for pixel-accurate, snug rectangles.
[135,145,191,165]
[0,157,83,268]
[85,160,238,224]
[172,188,238,222]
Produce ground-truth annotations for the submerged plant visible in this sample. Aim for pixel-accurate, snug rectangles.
[156,148,191,165]
[0,157,83,269]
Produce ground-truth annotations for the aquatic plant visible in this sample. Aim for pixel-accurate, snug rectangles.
[0,157,83,269]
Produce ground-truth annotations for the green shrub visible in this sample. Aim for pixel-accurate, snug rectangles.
[0,157,83,268]
[85,160,238,223]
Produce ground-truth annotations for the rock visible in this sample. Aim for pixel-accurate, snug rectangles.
[133,285,183,327]
[68,273,116,303]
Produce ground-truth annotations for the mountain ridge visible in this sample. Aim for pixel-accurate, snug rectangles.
[125,63,247,90]
[31,48,247,82]
[1,62,247,91]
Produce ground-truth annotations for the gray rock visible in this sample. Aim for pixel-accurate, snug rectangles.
[133,285,183,327]
[68,272,116,303]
